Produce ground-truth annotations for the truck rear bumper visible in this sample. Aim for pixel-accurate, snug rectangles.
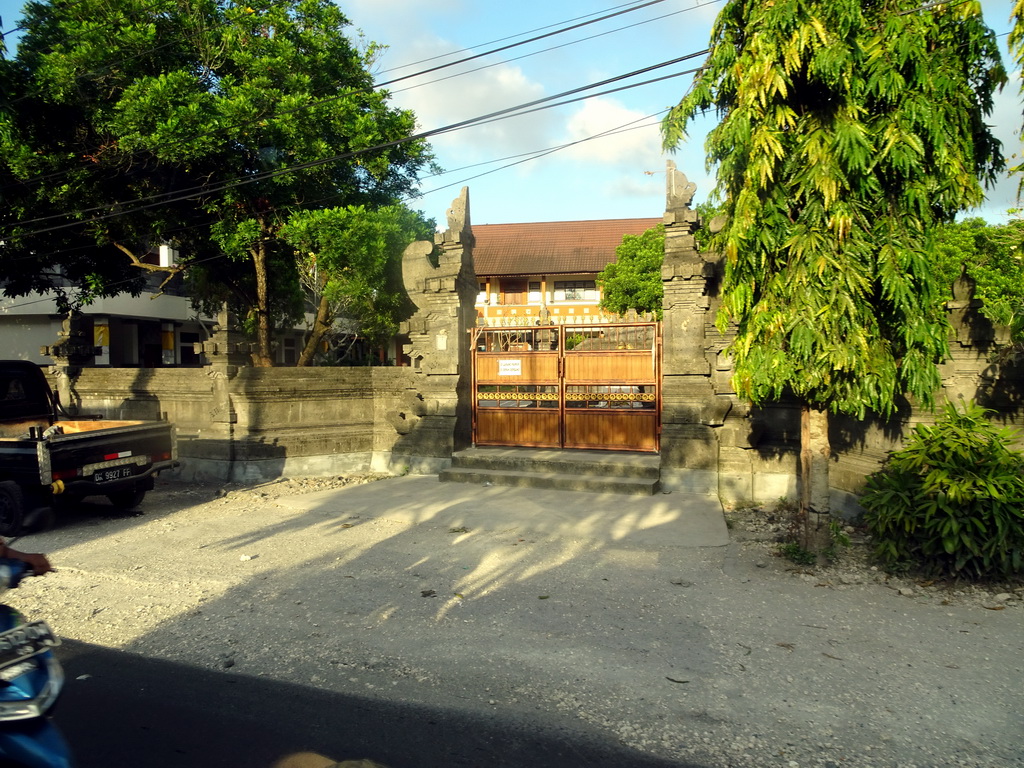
[58,459,179,498]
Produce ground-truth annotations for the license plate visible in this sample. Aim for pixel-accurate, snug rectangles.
[0,622,60,670]
[95,466,134,483]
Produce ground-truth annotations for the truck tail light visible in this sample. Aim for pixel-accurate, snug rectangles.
[51,468,80,482]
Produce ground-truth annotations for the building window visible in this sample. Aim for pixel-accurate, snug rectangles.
[180,332,203,367]
[478,282,489,304]
[500,279,528,305]
[554,280,597,302]
[282,337,297,365]
[528,282,542,303]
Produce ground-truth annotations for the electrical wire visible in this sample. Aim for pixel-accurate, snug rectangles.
[0,0,710,195]
[0,97,677,309]
[413,112,670,205]
[389,0,722,97]
[374,0,659,76]
[1,49,708,238]
[373,0,672,90]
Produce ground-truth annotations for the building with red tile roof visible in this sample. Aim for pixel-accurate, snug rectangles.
[472,217,661,326]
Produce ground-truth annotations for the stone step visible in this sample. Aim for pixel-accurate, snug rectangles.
[449,447,659,480]
[438,466,660,496]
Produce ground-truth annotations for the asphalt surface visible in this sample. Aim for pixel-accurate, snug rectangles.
[53,639,692,768]
[9,475,1024,767]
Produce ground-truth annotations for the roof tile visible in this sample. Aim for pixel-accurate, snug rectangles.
[473,218,662,277]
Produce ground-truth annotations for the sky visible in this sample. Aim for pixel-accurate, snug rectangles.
[1,0,1022,228]
[345,0,1024,226]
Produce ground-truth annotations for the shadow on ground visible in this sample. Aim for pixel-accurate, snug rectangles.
[55,639,700,768]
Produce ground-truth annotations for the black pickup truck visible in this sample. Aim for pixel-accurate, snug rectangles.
[0,361,178,535]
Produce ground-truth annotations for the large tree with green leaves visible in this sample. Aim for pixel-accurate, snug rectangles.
[598,224,665,318]
[0,0,433,365]
[282,204,433,364]
[663,0,1005,550]
[932,217,1024,345]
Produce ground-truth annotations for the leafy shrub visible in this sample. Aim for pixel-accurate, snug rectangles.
[861,402,1024,579]
[565,333,585,351]
[779,542,817,566]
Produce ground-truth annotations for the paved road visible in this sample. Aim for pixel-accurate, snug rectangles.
[12,475,1024,767]
[54,639,693,768]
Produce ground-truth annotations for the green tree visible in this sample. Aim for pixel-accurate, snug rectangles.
[663,0,1005,551]
[598,224,665,318]
[597,201,723,318]
[282,204,433,364]
[932,218,1024,344]
[0,0,433,365]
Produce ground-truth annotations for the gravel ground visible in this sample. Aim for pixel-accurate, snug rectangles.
[5,476,1023,768]
[724,501,1024,611]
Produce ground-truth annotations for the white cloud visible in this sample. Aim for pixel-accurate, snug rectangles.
[336,1,561,163]
[560,97,662,168]
[381,43,556,165]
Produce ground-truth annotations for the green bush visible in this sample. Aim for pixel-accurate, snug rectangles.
[861,402,1024,579]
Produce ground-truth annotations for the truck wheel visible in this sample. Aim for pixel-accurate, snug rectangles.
[107,488,146,510]
[0,482,26,537]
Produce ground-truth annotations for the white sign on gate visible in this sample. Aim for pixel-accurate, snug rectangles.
[498,359,522,376]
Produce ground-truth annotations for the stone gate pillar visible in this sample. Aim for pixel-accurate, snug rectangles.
[658,162,794,502]
[390,187,478,472]
[659,162,727,493]
[42,311,95,415]
[191,304,251,480]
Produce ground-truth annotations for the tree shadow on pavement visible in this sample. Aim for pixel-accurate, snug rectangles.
[55,639,700,768]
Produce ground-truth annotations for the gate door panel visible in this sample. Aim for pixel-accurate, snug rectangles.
[474,328,561,448]
[472,323,660,452]
[563,325,659,452]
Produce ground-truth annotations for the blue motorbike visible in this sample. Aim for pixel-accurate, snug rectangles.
[0,558,71,768]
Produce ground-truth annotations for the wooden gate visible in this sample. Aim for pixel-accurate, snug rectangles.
[472,322,660,452]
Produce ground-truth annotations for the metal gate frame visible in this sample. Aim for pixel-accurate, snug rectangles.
[471,322,661,453]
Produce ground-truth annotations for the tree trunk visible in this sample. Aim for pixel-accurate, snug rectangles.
[296,294,333,367]
[799,403,832,553]
[251,237,274,367]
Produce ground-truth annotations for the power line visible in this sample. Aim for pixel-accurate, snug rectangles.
[2,49,708,238]
[375,0,660,76]
[0,0,705,196]
[0,62,694,265]
[374,0,673,90]
[389,0,722,97]
[0,109,671,313]
[413,113,670,204]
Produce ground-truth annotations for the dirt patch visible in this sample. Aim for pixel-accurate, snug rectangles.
[724,501,1024,610]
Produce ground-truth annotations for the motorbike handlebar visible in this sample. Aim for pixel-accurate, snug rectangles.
[0,558,33,590]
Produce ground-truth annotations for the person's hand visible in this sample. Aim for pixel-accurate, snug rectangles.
[7,550,52,576]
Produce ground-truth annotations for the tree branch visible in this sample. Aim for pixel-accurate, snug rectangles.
[113,241,186,297]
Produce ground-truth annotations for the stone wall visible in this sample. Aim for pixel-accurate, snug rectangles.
[57,365,408,482]
[658,161,1024,514]
[44,173,1022,508]
[52,188,478,484]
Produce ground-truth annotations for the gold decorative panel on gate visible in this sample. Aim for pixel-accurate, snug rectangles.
[472,323,660,452]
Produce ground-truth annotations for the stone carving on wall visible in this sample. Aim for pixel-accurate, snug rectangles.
[665,159,697,210]
[390,187,477,455]
[399,187,477,377]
